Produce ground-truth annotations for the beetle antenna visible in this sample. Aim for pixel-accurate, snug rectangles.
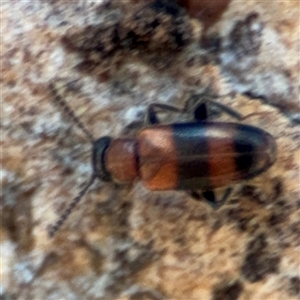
[48,174,97,238]
[49,83,95,143]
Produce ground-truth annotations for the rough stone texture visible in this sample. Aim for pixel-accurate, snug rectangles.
[1,1,299,299]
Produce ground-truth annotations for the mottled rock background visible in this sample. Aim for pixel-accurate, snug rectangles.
[1,1,299,299]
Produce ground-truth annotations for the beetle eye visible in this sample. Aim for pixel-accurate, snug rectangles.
[92,137,112,181]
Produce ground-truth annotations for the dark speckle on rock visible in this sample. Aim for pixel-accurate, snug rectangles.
[62,0,191,76]
[130,288,165,300]
[242,253,280,283]
[151,0,181,17]
[241,233,281,282]
[239,185,266,205]
[2,179,36,252]
[0,292,17,300]
[212,280,244,300]
[271,177,284,199]
[224,207,256,233]
[112,240,156,277]
[227,12,264,60]
[268,213,286,227]
[288,276,300,297]
[200,34,222,55]
[248,232,267,250]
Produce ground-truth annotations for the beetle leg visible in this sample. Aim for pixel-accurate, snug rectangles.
[205,100,243,120]
[193,102,208,121]
[186,93,243,121]
[189,187,233,209]
[203,187,233,209]
[145,94,242,124]
[145,103,182,124]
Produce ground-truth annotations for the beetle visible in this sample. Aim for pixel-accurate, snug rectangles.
[48,84,276,237]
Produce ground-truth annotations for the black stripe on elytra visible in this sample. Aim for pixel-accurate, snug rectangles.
[234,124,259,179]
[172,122,210,189]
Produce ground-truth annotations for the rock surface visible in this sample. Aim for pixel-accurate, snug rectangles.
[2,1,299,299]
